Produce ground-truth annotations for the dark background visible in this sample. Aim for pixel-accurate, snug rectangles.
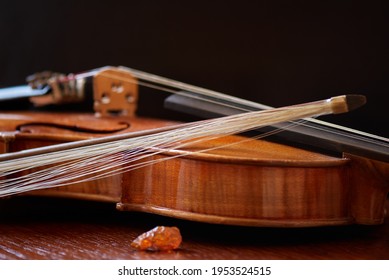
[0,0,388,137]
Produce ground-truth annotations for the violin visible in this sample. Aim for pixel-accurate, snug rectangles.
[0,66,388,227]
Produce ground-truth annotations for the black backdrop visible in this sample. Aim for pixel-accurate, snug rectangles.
[1,0,388,137]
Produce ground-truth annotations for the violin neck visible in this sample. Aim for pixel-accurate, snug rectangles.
[165,92,389,163]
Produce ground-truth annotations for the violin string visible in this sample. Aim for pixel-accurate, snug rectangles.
[0,97,330,197]
[135,79,387,147]
[64,68,389,152]
[70,67,389,151]
[103,69,389,146]
[136,78,383,148]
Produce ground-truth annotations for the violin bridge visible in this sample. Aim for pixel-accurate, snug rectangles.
[93,67,139,117]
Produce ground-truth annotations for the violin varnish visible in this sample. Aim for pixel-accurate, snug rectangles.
[346,153,389,224]
[117,136,369,227]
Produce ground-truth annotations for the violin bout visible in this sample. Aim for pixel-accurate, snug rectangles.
[117,136,389,227]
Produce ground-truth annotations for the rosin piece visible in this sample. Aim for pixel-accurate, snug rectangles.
[130,226,182,251]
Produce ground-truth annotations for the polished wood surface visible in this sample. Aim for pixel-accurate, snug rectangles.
[0,196,388,260]
[0,111,388,228]
[0,109,387,259]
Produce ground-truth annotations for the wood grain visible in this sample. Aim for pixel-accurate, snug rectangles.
[0,196,388,260]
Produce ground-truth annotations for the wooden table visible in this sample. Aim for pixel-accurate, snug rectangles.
[0,196,388,260]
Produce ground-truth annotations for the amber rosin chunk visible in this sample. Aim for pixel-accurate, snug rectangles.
[131,226,182,251]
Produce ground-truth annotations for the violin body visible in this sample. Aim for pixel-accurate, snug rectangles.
[119,136,388,227]
[0,111,387,227]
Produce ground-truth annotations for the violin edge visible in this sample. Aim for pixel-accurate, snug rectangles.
[117,203,355,228]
